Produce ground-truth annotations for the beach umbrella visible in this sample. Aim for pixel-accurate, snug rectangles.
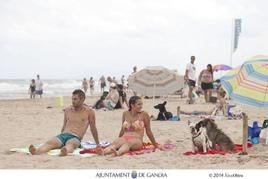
[128,66,184,97]
[221,57,268,108]
[220,66,241,81]
[221,56,268,154]
[213,64,233,71]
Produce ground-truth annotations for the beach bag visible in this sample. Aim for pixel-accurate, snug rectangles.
[248,121,261,144]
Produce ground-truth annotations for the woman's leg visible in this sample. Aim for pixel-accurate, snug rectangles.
[208,89,212,102]
[111,137,143,156]
[204,90,208,102]
[102,138,124,155]
[112,143,130,156]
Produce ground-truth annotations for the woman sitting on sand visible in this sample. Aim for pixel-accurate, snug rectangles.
[99,95,161,156]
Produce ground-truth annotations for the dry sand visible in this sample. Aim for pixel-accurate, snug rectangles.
[1,96,268,169]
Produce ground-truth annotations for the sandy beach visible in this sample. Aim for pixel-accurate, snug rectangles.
[1,96,268,169]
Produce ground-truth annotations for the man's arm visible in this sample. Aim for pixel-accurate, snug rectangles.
[61,111,67,133]
[89,110,100,145]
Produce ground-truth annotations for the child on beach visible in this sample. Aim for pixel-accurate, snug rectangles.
[29,79,36,99]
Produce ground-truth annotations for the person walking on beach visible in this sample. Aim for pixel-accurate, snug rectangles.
[29,89,101,156]
[35,74,43,98]
[198,64,214,103]
[132,66,137,75]
[99,75,106,93]
[89,77,95,96]
[82,78,88,94]
[98,96,162,156]
[184,56,196,104]
[121,75,125,86]
[29,79,36,99]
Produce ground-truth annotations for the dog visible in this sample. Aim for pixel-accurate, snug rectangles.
[196,118,235,151]
[154,101,173,120]
[188,120,212,153]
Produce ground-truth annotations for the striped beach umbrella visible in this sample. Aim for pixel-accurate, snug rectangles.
[220,66,241,81]
[128,66,184,97]
[213,64,233,71]
[221,57,268,108]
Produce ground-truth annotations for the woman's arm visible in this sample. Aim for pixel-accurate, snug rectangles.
[143,112,158,148]
[198,70,204,85]
[118,112,126,137]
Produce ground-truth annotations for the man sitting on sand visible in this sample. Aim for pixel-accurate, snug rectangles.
[29,89,101,156]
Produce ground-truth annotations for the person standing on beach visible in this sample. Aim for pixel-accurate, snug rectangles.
[82,78,88,94]
[131,66,138,76]
[184,56,196,104]
[99,75,106,93]
[29,89,101,156]
[29,79,36,99]
[198,64,214,103]
[35,74,43,98]
[89,77,95,96]
[121,75,125,86]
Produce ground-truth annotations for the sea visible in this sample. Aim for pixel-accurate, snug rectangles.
[0,79,101,100]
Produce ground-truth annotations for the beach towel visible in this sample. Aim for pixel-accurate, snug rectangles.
[9,141,110,157]
[79,142,176,155]
[183,143,253,156]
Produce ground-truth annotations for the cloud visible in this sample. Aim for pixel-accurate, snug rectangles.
[0,0,268,79]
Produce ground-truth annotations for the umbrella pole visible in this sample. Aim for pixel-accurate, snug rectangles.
[153,82,155,105]
[240,112,248,155]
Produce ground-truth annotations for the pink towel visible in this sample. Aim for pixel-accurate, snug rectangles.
[183,143,253,156]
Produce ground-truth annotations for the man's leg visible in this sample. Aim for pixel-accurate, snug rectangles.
[188,86,193,103]
[59,139,80,156]
[204,90,208,103]
[29,137,62,155]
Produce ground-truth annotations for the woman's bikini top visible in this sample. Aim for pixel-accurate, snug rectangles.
[122,112,145,133]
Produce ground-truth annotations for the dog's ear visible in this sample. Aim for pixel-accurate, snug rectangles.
[200,120,207,127]
[188,120,191,126]
[154,104,159,109]
[163,101,167,105]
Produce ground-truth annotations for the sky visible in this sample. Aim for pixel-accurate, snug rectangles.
[0,0,268,79]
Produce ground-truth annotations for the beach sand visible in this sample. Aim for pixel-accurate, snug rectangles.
[1,96,268,169]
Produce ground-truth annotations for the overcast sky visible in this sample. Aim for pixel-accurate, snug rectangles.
[0,0,268,79]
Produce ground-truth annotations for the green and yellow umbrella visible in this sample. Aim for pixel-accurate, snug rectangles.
[221,56,268,108]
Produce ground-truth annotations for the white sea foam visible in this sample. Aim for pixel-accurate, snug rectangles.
[0,79,101,99]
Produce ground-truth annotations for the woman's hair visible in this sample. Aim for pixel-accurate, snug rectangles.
[128,96,141,111]
[207,64,213,74]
